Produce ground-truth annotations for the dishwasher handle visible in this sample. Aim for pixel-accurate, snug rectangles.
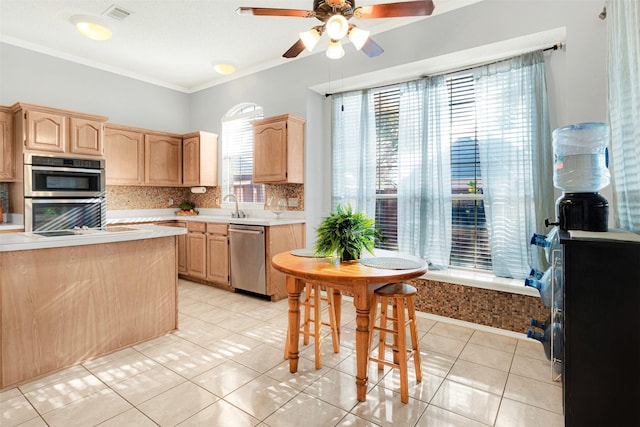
[229,228,264,235]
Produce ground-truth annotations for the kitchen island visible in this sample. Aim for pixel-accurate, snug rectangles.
[0,224,185,389]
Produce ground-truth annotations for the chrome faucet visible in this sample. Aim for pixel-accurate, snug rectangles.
[223,194,246,218]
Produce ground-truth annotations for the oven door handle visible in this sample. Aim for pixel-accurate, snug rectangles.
[30,165,103,175]
[30,198,104,204]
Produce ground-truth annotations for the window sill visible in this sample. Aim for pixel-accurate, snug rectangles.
[421,268,539,297]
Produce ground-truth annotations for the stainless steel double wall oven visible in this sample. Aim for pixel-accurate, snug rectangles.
[24,154,106,233]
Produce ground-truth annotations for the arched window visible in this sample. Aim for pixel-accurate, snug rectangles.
[221,103,264,204]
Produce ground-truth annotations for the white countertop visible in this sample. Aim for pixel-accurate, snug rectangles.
[106,208,306,227]
[0,224,186,252]
[0,223,24,232]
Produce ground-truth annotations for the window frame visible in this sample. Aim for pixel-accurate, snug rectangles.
[220,103,265,209]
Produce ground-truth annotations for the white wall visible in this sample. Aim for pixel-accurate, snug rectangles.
[0,1,610,240]
[0,43,191,133]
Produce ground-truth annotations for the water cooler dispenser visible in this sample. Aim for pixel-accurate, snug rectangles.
[552,122,610,231]
[526,123,612,388]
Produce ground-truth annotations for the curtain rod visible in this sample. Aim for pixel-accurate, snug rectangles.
[324,42,564,98]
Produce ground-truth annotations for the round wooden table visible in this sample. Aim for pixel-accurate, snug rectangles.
[271,250,427,402]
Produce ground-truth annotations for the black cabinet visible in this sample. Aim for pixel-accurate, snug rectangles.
[561,231,640,427]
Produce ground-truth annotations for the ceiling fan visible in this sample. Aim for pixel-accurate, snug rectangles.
[236,0,435,59]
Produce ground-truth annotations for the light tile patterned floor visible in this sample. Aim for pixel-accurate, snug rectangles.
[1,279,564,426]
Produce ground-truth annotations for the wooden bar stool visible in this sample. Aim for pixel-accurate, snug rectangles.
[368,282,422,403]
[284,283,339,369]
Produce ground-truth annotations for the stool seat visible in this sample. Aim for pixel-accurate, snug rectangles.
[374,282,417,297]
[369,282,422,403]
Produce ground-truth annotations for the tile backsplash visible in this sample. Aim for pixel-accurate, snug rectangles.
[0,183,8,219]
[106,184,304,211]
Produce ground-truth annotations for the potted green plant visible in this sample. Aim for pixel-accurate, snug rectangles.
[314,204,377,261]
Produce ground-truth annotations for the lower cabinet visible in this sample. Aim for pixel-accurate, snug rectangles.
[207,223,229,285]
[265,223,306,301]
[177,221,230,287]
[156,221,187,273]
[186,222,207,279]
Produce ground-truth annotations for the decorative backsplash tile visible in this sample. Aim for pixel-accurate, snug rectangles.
[107,184,304,211]
[0,183,8,215]
[264,184,304,211]
[409,278,548,333]
[107,186,192,210]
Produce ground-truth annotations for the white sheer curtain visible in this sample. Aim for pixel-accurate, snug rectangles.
[473,51,554,277]
[397,79,452,269]
[331,90,377,217]
[607,0,640,232]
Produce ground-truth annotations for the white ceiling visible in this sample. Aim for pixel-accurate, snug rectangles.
[0,0,472,93]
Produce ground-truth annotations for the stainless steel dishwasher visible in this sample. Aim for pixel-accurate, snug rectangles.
[228,224,266,295]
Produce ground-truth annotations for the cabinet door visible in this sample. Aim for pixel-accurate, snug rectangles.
[104,127,145,185]
[186,231,207,279]
[182,136,200,187]
[145,134,182,186]
[207,233,229,285]
[177,232,187,274]
[69,118,104,156]
[0,111,14,181]
[253,120,288,183]
[25,110,66,153]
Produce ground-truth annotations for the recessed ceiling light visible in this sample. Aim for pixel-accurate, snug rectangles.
[213,63,236,75]
[70,15,112,41]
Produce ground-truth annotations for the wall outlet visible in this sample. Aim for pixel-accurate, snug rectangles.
[288,198,299,207]
[169,199,174,206]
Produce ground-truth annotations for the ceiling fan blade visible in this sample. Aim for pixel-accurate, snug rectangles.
[354,0,435,19]
[360,37,384,57]
[283,39,306,58]
[236,7,314,18]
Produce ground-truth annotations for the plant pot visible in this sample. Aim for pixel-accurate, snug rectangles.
[341,250,361,262]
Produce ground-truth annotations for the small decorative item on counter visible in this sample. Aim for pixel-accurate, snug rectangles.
[314,203,377,261]
[176,201,198,216]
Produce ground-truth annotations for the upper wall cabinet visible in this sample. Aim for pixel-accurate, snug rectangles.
[252,114,305,184]
[0,108,15,182]
[182,131,218,187]
[144,133,183,186]
[106,124,217,187]
[104,125,145,185]
[13,103,107,157]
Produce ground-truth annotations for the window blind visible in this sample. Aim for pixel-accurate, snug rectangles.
[373,88,400,250]
[447,74,492,270]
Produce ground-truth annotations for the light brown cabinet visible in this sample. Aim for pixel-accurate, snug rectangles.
[183,131,218,187]
[186,221,207,279]
[265,223,306,300]
[14,103,107,157]
[145,133,183,186]
[156,220,187,273]
[0,108,14,181]
[24,109,66,153]
[206,222,229,285]
[69,117,104,156]
[104,125,145,185]
[252,114,305,184]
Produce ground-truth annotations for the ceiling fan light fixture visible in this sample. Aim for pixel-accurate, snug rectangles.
[325,14,349,40]
[348,26,370,50]
[70,15,112,41]
[213,63,236,75]
[326,39,345,59]
[300,28,321,52]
